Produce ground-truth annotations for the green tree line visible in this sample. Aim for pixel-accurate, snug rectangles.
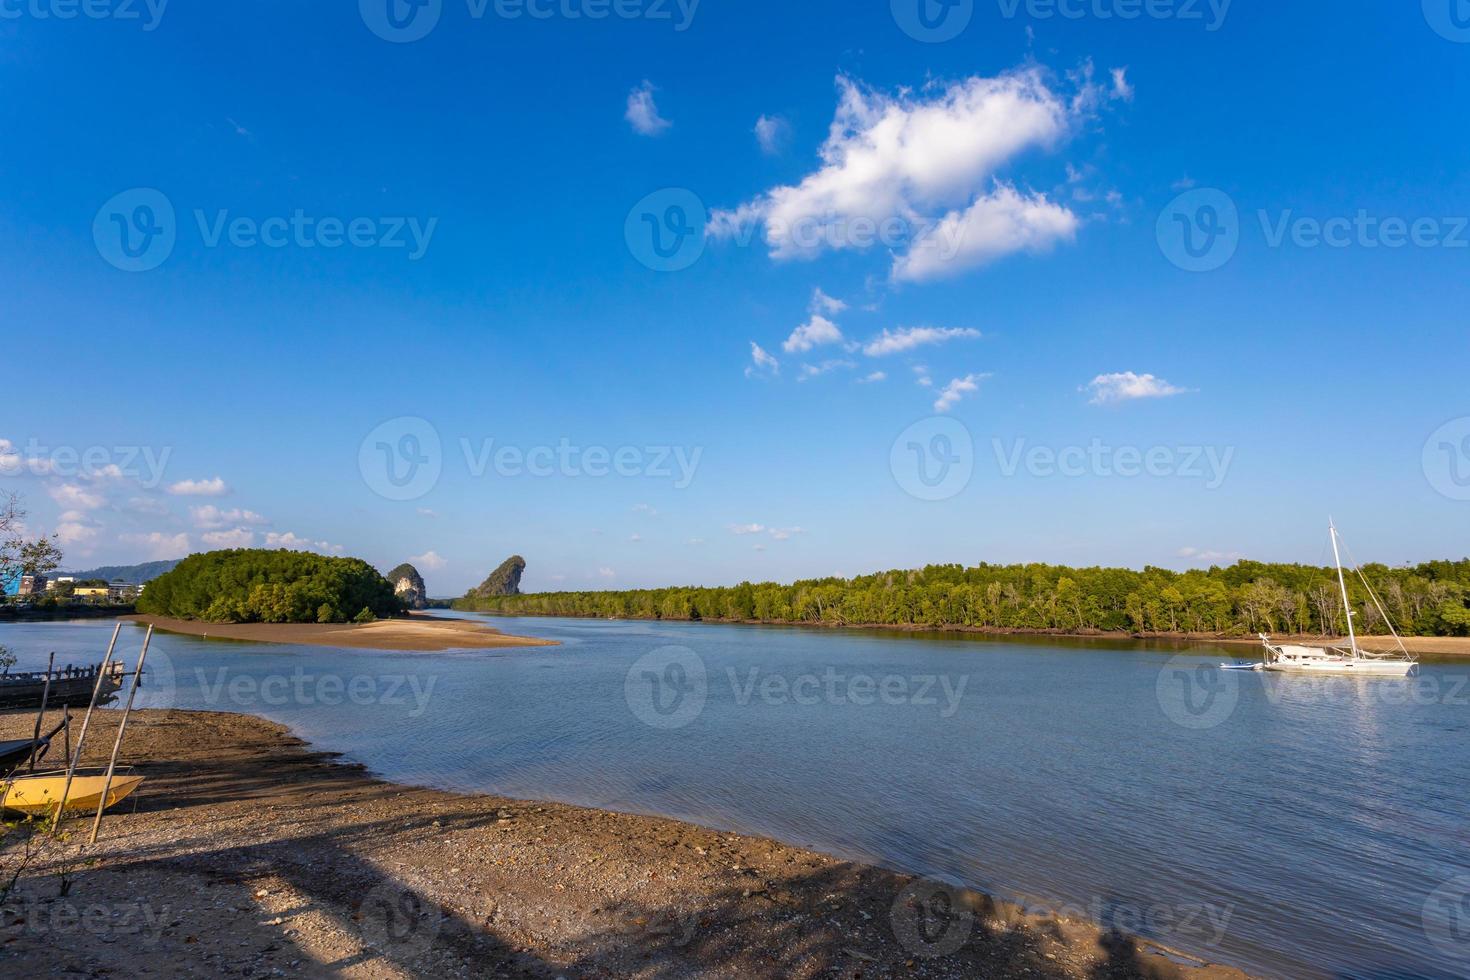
[138,549,401,624]
[454,559,1470,637]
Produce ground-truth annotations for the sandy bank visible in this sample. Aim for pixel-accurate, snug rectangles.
[0,708,1249,979]
[122,613,557,652]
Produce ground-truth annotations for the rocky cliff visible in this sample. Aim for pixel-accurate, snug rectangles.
[469,556,525,599]
[387,563,428,610]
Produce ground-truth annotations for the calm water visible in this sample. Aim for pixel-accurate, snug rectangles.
[2,615,1467,978]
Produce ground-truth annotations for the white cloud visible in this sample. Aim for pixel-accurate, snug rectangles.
[894,183,1079,282]
[809,287,848,315]
[1086,372,1190,405]
[417,508,439,518]
[264,531,342,554]
[728,523,767,536]
[598,567,616,579]
[754,114,790,155]
[862,326,981,357]
[913,365,933,388]
[123,496,170,516]
[745,341,780,378]
[856,371,887,384]
[934,373,989,413]
[769,527,804,541]
[710,69,1086,276]
[783,314,844,354]
[1111,67,1134,102]
[190,505,267,529]
[629,533,643,542]
[625,81,671,136]
[729,523,804,542]
[122,531,192,561]
[202,528,256,549]
[798,359,855,381]
[685,537,706,546]
[632,503,658,517]
[48,483,105,510]
[168,477,229,497]
[56,520,100,548]
[411,550,447,571]
[1177,547,1243,564]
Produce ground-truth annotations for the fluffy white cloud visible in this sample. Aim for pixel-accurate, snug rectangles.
[411,550,447,571]
[711,69,1088,277]
[598,567,616,579]
[1111,67,1134,102]
[769,527,804,541]
[1177,547,1243,564]
[122,531,192,561]
[190,505,267,529]
[56,520,100,548]
[754,114,790,155]
[783,314,844,354]
[856,371,887,384]
[934,373,989,413]
[729,523,804,542]
[1086,372,1190,405]
[202,528,256,548]
[893,184,1079,282]
[745,341,780,378]
[168,477,229,497]
[48,483,105,510]
[862,326,981,357]
[626,81,671,136]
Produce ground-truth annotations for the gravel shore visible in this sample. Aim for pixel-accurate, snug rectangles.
[1,708,1250,979]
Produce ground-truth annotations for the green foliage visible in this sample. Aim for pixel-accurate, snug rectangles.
[137,549,401,625]
[452,559,1470,637]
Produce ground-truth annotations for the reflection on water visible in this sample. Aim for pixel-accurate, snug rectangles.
[2,615,1467,978]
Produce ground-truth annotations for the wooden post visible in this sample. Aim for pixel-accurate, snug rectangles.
[27,652,55,772]
[88,626,150,845]
[51,624,121,829]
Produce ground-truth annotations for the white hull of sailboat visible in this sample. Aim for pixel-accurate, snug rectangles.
[1262,658,1415,677]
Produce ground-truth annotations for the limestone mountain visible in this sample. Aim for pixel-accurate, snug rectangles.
[469,556,525,599]
[387,563,428,610]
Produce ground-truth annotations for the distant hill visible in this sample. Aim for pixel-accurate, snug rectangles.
[467,556,525,599]
[61,559,181,585]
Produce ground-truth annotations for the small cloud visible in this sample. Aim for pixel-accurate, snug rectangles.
[728,523,767,536]
[769,527,804,541]
[190,505,267,529]
[798,359,855,382]
[417,508,439,518]
[264,531,342,554]
[685,537,706,546]
[754,114,790,155]
[202,528,256,549]
[1110,67,1134,102]
[598,567,616,579]
[411,550,448,571]
[168,477,229,497]
[1172,175,1197,191]
[123,496,170,516]
[913,365,933,388]
[810,288,848,317]
[934,373,989,413]
[226,116,251,137]
[783,314,844,354]
[122,531,191,561]
[856,371,887,384]
[745,341,780,379]
[632,503,658,517]
[1177,546,1243,564]
[629,533,643,542]
[48,483,105,510]
[1085,372,1190,405]
[626,81,671,136]
[863,326,981,357]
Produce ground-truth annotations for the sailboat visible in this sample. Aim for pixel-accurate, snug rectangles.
[1258,522,1417,676]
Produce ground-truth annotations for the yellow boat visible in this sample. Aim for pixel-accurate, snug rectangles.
[1,769,145,816]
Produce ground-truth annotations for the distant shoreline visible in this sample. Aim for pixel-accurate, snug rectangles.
[121,613,557,652]
[461,610,1470,657]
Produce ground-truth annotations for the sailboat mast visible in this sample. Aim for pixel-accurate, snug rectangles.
[1330,521,1359,658]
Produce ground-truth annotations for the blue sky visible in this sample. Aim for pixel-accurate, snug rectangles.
[3,1,1467,595]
